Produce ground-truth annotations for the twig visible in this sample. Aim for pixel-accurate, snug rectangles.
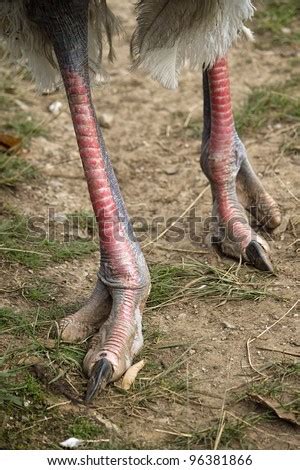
[272,123,300,137]
[183,106,198,128]
[47,400,71,410]
[214,358,232,450]
[155,244,208,255]
[256,346,300,358]
[159,386,202,407]
[274,174,299,202]
[44,173,84,179]
[15,417,53,434]
[288,239,300,248]
[214,421,226,450]
[246,339,265,377]
[84,439,110,443]
[0,247,50,257]
[155,429,193,438]
[226,411,294,446]
[251,300,299,341]
[155,141,175,154]
[246,300,299,376]
[142,185,209,248]
[151,339,202,382]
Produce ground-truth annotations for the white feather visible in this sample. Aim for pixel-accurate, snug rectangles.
[138,43,180,90]
[60,438,83,449]
[0,0,255,91]
[134,0,255,89]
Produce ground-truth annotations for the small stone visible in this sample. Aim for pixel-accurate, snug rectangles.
[164,165,178,176]
[98,113,114,129]
[291,154,300,166]
[18,356,42,366]
[48,100,63,115]
[43,339,57,349]
[222,321,236,330]
[281,27,291,34]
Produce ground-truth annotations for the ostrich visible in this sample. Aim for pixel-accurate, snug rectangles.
[0,0,281,401]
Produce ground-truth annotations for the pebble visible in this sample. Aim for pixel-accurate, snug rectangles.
[164,165,178,176]
[291,155,300,166]
[281,27,291,34]
[98,112,114,129]
[48,100,63,115]
[222,321,236,330]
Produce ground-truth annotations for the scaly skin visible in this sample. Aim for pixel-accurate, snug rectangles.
[27,0,150,401]
[201,58,281,271]
[25,1,281,401]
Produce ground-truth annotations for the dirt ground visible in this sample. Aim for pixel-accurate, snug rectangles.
[0,0,299,450]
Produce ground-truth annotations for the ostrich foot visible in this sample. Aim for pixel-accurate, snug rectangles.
[237,149,281,230]
[83,285,149,402]
[210,200,274,272]
[201,59,281,272]
[203,137,281,272]
[58,278,112,343]
[58,277,149,402]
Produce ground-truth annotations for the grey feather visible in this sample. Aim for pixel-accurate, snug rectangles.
[0,0,121,91]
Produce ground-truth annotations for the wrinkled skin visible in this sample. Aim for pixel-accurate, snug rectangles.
[26,1,281,401]
[201,63,281,271]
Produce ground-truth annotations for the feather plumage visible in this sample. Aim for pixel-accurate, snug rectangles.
[131,0,255,89]
[0,0,254,90]
[0,0,120,91]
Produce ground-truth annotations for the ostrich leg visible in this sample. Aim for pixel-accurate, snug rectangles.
[201,58,281,271]
[27,0,150,401]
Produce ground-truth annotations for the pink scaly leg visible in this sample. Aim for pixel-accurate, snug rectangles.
[201,58,281,271]
[27,0,150,401]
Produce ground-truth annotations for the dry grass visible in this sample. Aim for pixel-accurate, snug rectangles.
[148,260,280,311]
